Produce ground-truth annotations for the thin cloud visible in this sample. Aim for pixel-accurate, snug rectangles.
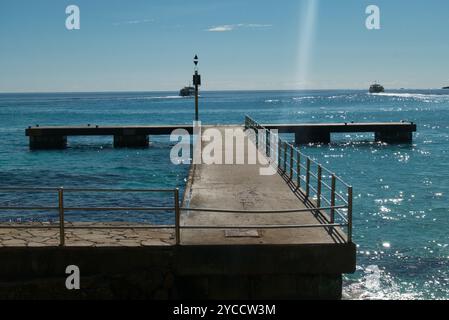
[113,19,155,26]
[208,25,235,32]
[206,23,272,32]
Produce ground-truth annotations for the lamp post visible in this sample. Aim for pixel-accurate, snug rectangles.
[193,55,201,122]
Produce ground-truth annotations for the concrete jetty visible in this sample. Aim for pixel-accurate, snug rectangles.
[182,126,346,245]
[25,125,194,149]
[177,126,356,299]
[25,121,416,149]
[263,122,417,144]
[1,121,356,299]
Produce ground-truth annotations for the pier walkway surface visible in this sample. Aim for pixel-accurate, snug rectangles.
[181,126,344,245]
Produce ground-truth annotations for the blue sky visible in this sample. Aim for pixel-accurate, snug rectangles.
[0,0,448,92]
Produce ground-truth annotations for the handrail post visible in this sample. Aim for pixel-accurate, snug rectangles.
[278,140,281,169]
[266,130,270,157]
[317,165,322,207]
[348,186,353,243]
[58,187,65,247]
[289,145,294,179]
[297,150,301,188]
[174,188,181,245]
[255,127,259,149]
[330,175,336,223]
[305,158,311,198]
[283,142,287,172]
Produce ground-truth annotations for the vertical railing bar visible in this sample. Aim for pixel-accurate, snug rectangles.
[58,187,65,247]
[283,142,287,172]
[306,158,311,198]
[317,165,322,208]
[174,188,181,245]
[289,145,294,180]
[255,126,259,149]
[330,175,336,223]
[297,150,301,189]
[278,139,281,169]
[266,130,270,157]
[348,186,353,243]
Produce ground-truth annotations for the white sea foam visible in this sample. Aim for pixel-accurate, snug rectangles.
[292,96,315,101]
[141,95,185,100]
[343,265,420,300]
[370,92,449,100]
[327,94,357,100]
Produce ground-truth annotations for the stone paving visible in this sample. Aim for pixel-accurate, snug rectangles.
[0,222,175,247]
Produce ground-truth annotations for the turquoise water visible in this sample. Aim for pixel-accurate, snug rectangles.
[0,90,448,299]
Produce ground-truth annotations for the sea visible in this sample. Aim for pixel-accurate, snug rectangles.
[0,89,448,300]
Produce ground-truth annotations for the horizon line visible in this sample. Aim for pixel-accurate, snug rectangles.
[0,88,446,95]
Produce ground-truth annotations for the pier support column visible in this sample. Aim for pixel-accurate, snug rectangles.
[113,135,149,148]
[30,136,67,150]
[295,131,331,145]
[375,131,413,144]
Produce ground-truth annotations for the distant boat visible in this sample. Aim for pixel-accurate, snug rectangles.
[369,83,385,93]
[179,86,195,97]
[443,86,449,90]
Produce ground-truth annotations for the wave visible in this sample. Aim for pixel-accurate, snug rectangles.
[292,96,316,101]
[370,92,449,100]
[343,265,420,300]
[142,95,185,100]
[292,94,360,101]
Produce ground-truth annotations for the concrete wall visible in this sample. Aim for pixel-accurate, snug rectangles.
[0,244,355,300]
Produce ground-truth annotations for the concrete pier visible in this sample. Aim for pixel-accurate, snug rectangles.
[179,126,356,299]
[0,126,356,299]
[263,122,417,144]
[25,121,416,149]
[25,125,194,149]
[3,123,357,299]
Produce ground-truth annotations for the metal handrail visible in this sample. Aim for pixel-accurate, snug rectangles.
[0,224,175,230]
[64,188,175,193]
[0,206,59,210]
[245,115,354,242]
[0,187,175,193]
[64,207,175,212]
[0,189,350,241]
[182,223,346,230]
[0,187,181,246]
[0,206,175,211]
[181,206,347,214]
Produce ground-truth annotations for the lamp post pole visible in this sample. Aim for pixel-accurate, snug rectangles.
[193,55,201,122]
